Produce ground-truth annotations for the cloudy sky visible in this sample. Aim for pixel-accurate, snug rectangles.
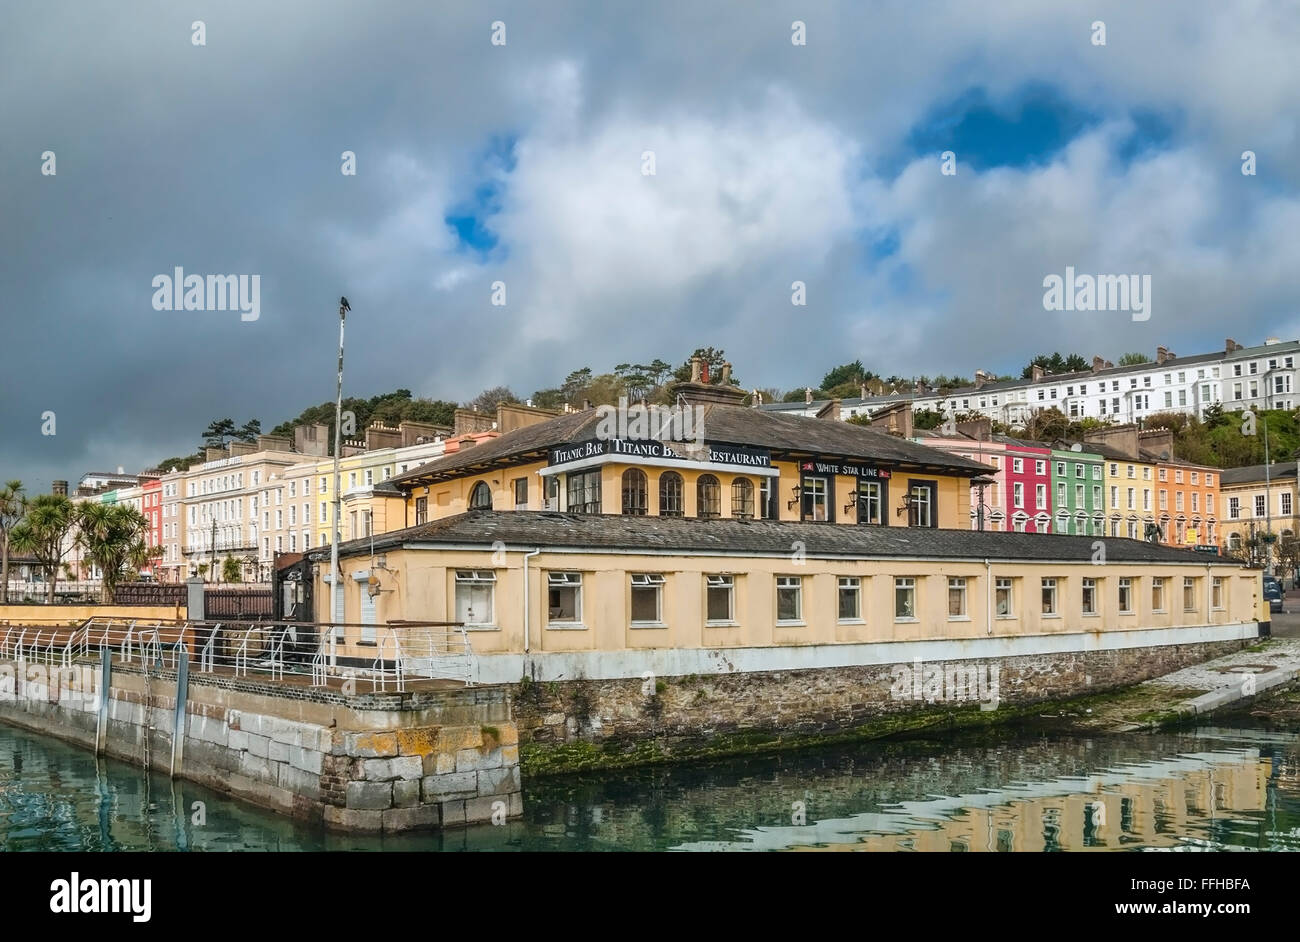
[2,1,1297,488]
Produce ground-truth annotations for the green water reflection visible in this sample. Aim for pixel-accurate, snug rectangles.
[1,723,1297,851]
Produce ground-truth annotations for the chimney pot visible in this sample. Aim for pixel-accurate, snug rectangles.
[720,362,732,384]
[689,356,703,384]
[804,387,813,404]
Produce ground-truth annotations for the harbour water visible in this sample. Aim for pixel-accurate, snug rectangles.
[1,722,1297,852]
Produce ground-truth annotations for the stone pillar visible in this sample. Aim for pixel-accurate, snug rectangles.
[186,576,205,621]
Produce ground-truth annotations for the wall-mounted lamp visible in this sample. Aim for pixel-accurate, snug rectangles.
[787,485,802,510]
[844,496,859,516]
[896,493,916,518]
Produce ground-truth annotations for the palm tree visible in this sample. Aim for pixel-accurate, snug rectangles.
[0,480,26,603]
[75,502,150,603]
[10,493,77,603]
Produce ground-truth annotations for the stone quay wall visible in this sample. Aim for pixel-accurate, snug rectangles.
[0,658,520,832]
[512,636,1255,767]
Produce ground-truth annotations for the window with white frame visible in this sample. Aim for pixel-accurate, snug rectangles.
[1041,578,1057,615]
[1211,577,1224,610]
[948,577,967,617]
[894,577,916,620]
[1183,576,1196,612]
[776,576,803,623]
[995,577,1012,616]
[1081,577,1096,615]
[1151,577,1166,612]
[706,575,734,623]
[547,572,583,624]
[1118,577,1133,613]
[837,576,861,621]
[629,573,665,625]
[455,570,496,626]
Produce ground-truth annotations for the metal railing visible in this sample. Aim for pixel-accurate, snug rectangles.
[0,617,475,692]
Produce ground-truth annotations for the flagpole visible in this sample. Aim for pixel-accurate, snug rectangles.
[329,297,349,669]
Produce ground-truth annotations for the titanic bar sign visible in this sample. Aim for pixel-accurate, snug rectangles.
[800,459,891,479]
[550,439,771,468]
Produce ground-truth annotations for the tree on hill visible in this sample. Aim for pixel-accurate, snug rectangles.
[821,361,873,391]
[236,419,262,442]
[1021,353,1088,379]
[466,386,519,413]
[1117,352,1151,366]
[670,347,738,387]
[203,418,238,448]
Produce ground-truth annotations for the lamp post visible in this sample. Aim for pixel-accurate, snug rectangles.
[329,296,350,668]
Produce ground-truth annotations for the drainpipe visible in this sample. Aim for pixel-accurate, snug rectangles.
[522,548,541,653]
[1206,561,1213,624]
[985,558,993,635]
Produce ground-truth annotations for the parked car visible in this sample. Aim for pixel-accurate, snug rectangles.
[1262,575,1284,613]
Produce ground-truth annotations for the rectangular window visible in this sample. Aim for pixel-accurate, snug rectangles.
[415,496,428,525]
[1035,460,1046,475]
[908,481,935,527]
[1041,578,1057,615]
[1229,497,1240,519]
[547,572,583,624]
[995,577,1012,617]
[1255,494,1266,517]
[838,577,861,622]
[1013,458,1023,474]
[802,477,829,521]
[776,576,803,623]
[759,478,776,520]
[1183,577,1196,612]
[1056,461,1066,476]
[1284,492,1293,516]
[1014,482,1024,508]
[894,577,916,620]
[1211,577,1223,610]
[1036,483,1047,508]
[705,575,734,623]
[1082,577,1096,615]
[1175,492,1184,512]
[514,477,529,509]
[455,570,496,627]
[858,480,883,525]
[1118,578,1133,614]
[630,573,665,625]
[1151,577,1165,612]
[567,469,602,514]
[948,577,967,618]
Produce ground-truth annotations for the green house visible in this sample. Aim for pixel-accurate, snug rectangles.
[1049,445,1105,536]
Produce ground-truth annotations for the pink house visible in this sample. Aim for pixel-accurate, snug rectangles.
[912,432,1007,531]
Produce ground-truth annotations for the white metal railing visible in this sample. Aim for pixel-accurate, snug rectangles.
[0,618,476,692]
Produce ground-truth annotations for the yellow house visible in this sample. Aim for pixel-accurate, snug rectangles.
[1092,444,1160,540]
[1219,461,1300,563]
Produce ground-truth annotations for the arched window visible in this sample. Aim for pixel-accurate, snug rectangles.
[697,475,721,519]
[621,468,647,515]
[1228,532,1242,551]
[659,472,684,517]
[469,481,492,509]
[731,478,755,519]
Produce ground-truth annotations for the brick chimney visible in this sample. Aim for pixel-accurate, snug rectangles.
[1156,345,1173,364]
[815,399,841,421]
[294,423,329,457]
[868,401,913,438]
[956,417,992,442]
[365,423,402,450]
[1092,355,1105,373]
[1226,338,1240,353]
[974,369,991,390]
[689,356,703,383]
[720,362,732,384]
[1030,364,1045,382]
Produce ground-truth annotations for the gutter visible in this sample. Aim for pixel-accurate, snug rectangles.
[522,547,542,653]
[985,558,993,635]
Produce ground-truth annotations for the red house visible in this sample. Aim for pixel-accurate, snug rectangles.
[996,437,1054,532]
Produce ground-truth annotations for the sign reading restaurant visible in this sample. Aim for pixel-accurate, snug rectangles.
[800,459,891,479]
[549,439,772,469]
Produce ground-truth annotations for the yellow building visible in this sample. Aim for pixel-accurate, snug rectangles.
[1220,461,1300,565]
[309,510,1260,680]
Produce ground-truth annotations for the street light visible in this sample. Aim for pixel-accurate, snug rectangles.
[329,296,349,669]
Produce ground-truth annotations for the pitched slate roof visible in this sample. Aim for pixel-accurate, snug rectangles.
[388,404,992,486]
[313,509,1233,566]
[1220,461,1300,486]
